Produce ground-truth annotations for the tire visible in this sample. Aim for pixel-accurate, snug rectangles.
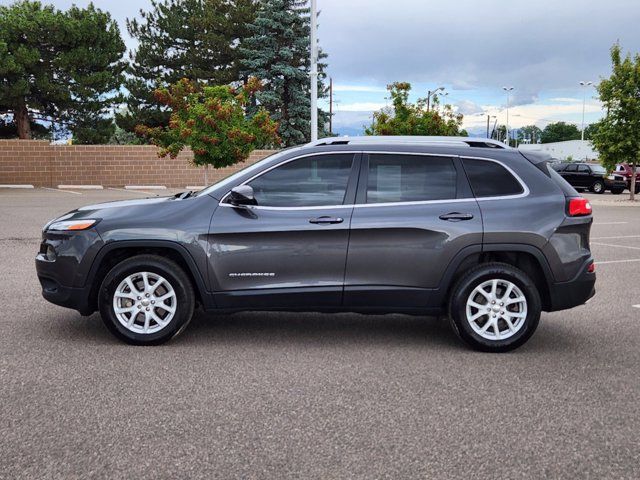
[611,188,624,195]
[590,180,605,194]
[448,262,541,353]
[98,254,195,345]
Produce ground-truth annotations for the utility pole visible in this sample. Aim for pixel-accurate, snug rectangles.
[310,0,318,141]
[580,80,593,141]
[502,86,514,146]
[329,77,333,135]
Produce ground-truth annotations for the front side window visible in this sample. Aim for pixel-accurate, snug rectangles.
[247,154,354,207]
[462,159,524,198]
[366,154,457,204]
[577,165,590,173]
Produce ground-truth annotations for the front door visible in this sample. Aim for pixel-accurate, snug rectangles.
[344,152,483,308]
[208,152,360,309]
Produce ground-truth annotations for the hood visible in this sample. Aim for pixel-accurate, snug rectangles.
[77,196,171,211]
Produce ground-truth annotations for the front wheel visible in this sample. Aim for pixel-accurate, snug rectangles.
[611,188,624,195]
[591,180,605,194]
[448,263,541,352]
[98,254,195,345]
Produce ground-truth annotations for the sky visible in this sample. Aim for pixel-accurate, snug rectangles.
[4,0,639,136]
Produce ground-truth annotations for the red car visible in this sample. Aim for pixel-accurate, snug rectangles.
[614,163,640,193]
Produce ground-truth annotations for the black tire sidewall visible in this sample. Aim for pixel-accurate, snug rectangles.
[450,264,541,352]
[99,256,194,345]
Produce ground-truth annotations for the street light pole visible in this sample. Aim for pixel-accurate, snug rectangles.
[502,86,514,146]
[426,86,445,112]
[580,81,593,141]
[310,0,318,142]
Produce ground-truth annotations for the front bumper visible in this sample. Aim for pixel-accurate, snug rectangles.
[36,266,94,315]
[605,178,627,190]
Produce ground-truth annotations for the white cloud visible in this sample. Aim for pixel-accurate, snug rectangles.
[333,102,388,112]
[332,85,387,93]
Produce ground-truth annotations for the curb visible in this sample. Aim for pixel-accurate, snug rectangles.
[125,185,167,190]
[0,184,35,189]
[58,185,103,190]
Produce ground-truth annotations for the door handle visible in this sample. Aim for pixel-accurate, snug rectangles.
[309,216,344,225]
[439,212,474,222]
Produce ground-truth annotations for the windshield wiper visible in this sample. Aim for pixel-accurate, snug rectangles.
[173,191,194,200]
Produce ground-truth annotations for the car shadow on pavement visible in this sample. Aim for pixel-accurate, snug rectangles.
[47,310,578,353]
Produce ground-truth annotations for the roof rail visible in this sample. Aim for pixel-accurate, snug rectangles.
[307,136,509,149]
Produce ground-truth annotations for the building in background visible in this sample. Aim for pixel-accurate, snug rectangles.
[519,140,598,161]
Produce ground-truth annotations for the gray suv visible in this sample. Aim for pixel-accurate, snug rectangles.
[36,136,596,352]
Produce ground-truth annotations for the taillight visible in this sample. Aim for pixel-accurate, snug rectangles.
[568,197,592,216]
[587,262,595,273]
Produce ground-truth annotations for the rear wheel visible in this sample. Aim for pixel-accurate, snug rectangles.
[590,180,605,194]
[98,255,195,345]
[448,263,541,352]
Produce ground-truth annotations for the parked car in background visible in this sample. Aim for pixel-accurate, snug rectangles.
[613,163,640,193]
[552,162,627,194]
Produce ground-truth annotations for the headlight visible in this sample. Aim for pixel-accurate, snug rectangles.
[47,219,98,231]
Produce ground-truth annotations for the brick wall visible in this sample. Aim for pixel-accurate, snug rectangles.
[0,140,277,188]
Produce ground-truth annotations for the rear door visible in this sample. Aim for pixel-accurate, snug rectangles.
[344,152,483,308]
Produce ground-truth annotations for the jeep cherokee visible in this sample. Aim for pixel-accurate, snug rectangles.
[36,136,596,352]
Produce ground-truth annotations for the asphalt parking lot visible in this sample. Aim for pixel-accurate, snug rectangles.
[1,188,639,479]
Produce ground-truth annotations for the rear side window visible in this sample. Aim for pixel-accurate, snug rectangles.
[366,154,457,203]
[462,159,524,198]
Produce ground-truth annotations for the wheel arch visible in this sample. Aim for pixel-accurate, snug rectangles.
[85,240,211,314]
[436,244,554,311]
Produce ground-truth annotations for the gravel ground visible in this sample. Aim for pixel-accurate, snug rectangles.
[1,188,639,479]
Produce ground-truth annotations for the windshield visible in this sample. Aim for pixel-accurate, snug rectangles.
[195,148,298,197]
[591,165,606,174]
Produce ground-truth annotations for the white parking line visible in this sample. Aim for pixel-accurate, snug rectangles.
[633,305,640,309]
[591,242,640,251]
[592,235,640,240]
[597,258,640,265]
[42,187,82,195]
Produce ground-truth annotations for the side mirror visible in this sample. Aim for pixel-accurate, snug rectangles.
[228,185,257,207]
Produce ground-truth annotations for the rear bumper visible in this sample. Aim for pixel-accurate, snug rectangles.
[547,267,596,312]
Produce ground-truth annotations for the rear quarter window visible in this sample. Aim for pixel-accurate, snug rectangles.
[462,159,524,198]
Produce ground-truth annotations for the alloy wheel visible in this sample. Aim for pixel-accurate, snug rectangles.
[465,279,528,341]
[112,271,177,334]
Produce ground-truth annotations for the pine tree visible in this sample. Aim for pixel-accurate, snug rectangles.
[0,1,126,142]
[240,0,328,147]
[117,0,257,134]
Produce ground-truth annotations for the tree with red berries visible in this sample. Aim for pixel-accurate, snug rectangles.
[137,78,279,168]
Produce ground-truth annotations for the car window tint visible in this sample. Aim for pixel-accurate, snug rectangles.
[248,154,353,207]
[462,159,524,198]
[565,164,578,172]
[366,154,457,203]
[577,165,590,173]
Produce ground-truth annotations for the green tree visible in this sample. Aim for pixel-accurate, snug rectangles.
[136,78,279,167]
[583,119,603,141]
[592,44,640,200]
[240,0,329,147]
[365,82,467,137]
[117,0,257,136]
[0,1,125,142]
[517,125,542,144]
[540,121,581,143]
